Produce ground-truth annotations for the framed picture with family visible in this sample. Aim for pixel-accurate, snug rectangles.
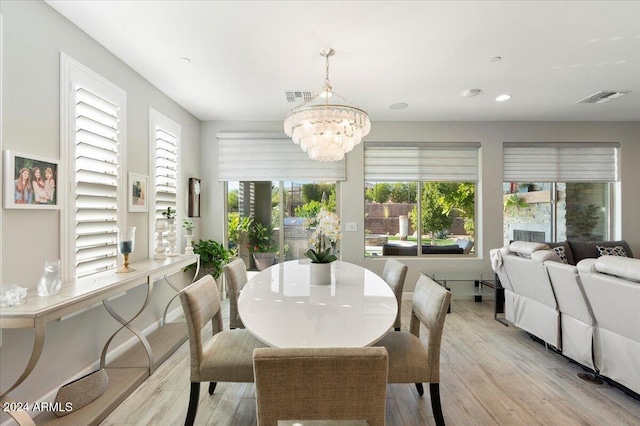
[4,150,60,209]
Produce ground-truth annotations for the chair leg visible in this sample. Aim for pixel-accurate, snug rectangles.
[185,382,200,426]
[394,327,401,331]
[415,382,424,396]
[430,383,445,426]
[209,382,217,395]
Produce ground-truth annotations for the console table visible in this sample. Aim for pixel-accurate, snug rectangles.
[0,255,199,426]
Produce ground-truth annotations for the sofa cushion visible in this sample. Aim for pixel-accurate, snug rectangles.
[545,242,575,265]
[568,240,634,264]
[596,245,628,257]
[593,256,640,283]
[509,241,550,256]
[551,246,569,264]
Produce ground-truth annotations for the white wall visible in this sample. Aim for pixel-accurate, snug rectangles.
[0,0,201,417]
[200,120,640,292]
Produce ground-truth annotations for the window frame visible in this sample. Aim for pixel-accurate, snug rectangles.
[60,53,127,281]
[148,108,181,255]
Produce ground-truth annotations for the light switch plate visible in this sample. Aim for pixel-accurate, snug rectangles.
[345,222,357,232]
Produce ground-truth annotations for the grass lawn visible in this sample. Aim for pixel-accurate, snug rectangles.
[387,236,456,245]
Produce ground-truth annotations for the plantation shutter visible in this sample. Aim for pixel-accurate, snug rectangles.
[154,127,179,220]
[74,87,121,278]
[503,142,620,182]
[217,133,346,181]
[364,142,480,182]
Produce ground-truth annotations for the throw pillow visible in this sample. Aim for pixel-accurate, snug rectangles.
[596,245,628,257]
[552,246,568,263]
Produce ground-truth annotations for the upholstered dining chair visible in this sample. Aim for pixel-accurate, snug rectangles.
[374,274,451,426]
[223,257,248,329]
[179,274,266,426]
[253,347,389,426]
[382,258,409,331]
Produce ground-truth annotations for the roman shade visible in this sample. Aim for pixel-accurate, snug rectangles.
[364,142,480,182]
[217,133,346,181]
[503,142,619,182]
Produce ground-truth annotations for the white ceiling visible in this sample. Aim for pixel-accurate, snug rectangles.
[46,0,640,122]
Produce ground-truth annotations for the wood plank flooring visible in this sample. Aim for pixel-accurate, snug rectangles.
[100,298,640,425]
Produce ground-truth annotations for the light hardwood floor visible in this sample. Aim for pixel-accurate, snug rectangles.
[101,298,640,426]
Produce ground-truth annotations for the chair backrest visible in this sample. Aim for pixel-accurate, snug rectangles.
[253,347,389,426]
[224,258,248,328]
[382,258,408,329]
[410,275,452,382]
[179,274,224,381]
[456,238,474,254]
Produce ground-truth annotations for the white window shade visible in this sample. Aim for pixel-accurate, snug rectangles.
[218,133,346,181]
[503,142,619,182]
[74,87,121,277]
[364,142,480,182]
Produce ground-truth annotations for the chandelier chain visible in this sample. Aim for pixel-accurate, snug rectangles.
[324,53,331,88]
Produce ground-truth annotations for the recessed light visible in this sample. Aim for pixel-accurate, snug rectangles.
[490,56,502,63]
[389,102,408,110]
[462,89,481,98]
[180,57,192,63]
[496,94,512,102]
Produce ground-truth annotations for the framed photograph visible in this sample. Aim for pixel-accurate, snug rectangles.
[188,177,201,217]
[128,172,148,212]
[3,150,60,209]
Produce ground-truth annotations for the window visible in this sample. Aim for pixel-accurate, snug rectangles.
[219,132,343,270]
[61,54,127,279]
[364,142,479,257]
[502,143,619,245]
[149,108,181,237]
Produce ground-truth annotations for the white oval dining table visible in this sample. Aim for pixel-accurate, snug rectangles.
[237,260,398,348]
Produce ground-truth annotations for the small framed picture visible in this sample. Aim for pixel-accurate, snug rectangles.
[3,150,60,209]
[128,172,148,212]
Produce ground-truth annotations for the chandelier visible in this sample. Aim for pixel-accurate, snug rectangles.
[284,48,371,162]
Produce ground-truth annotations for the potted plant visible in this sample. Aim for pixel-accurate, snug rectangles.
[185,239,233,280]
[306,209,341,285]
[183,219,195,236]
[247,222,278,271]
[162,206,177,223]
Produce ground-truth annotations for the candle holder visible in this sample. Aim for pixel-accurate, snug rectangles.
[116,226,136,273]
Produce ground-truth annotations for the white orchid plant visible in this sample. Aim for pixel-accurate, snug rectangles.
[306,209,341,263]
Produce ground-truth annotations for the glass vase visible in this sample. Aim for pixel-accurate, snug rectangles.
[116,226,136,273]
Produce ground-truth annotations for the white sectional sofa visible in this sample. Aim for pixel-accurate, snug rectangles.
[490,242,561,349]
[491,240,640,397]
[577,256,640,395]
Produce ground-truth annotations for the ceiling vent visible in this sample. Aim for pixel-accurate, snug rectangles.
[285,91,313,103]
[576,91,630,104]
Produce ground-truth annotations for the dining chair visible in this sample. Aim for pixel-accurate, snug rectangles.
[382,258,408,331]
[179,274,266,426]
[374,274,451,426]
[253,347,389,426]
[223,257,248,329]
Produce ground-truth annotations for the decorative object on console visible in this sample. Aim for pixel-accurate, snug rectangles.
[37,259,62,296]
[284,48,371,162]
[596,245,627,257]
[53,368,109,417]
[154,220,167,260]
[0,283,27,307]
[183,219,195,255]
[116,226,136,273]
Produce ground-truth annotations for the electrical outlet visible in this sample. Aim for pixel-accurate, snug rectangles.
[345,222,357,232]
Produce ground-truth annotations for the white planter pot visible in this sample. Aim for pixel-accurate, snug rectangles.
[310,262,332,285]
